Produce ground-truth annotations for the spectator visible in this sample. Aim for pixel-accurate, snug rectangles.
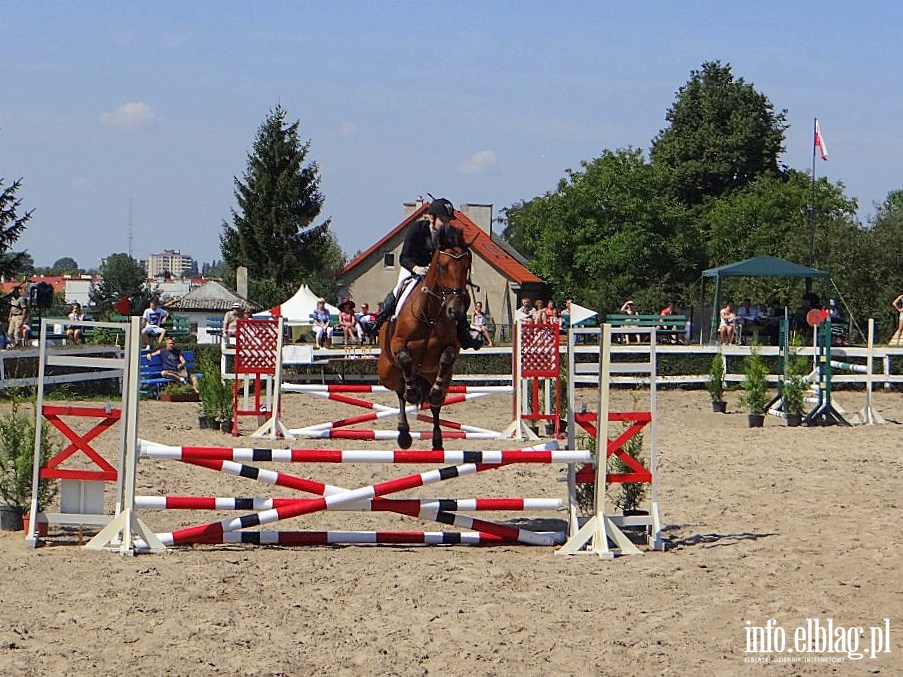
[517,297,534,321]
[141,298,169,348]
[338,298,359,346]
[469,301,493,347]
[357,303,375,343]
[536,299,559,326]
[145,337,199,393]
[719,301,736,345]
[222,302,246,339]
[312,298,333,349]
[620,299,640,344]
[6,286,28,349]
[66,302,86,345]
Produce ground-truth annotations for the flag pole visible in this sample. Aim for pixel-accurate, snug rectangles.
[808,117,817,270]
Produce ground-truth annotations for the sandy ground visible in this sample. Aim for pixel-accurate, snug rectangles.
[1,386,902,676]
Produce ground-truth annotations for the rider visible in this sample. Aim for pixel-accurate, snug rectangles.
[367,198,482,350]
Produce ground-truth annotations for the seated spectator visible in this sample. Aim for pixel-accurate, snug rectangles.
[66,302,86,344]
[141,298,169,348]
[145,337,199,393]
[312,298,333,349]
[737,298,758,323]
[517,297,534,321]
[222,302,246,339]
[536,299,559,326]
[719,302,736,345]
[469,301,493,347]
[357,303,376,343]
[338,298,359,345]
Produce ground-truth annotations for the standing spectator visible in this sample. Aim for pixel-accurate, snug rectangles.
[891,293,903,344]
[141,298,169,348]
[6,286,28,349]
[145,337,199,393]
[469,301,493,347]
[620,299,640,344]
[338,298,359,346]
[222,302,246,339]
[66,302,86,345]
[312,298,333,349]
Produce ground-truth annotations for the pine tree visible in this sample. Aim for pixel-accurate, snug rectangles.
[220,105,344,306]
[0,178,34,279]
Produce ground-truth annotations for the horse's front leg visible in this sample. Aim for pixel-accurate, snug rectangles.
[395,344,420,405]
[428,345,459,450]
[395,390,412,450]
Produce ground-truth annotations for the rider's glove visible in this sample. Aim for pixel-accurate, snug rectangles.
[412,266,429,276]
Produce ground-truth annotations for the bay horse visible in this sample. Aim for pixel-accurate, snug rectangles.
[377,225,473,450]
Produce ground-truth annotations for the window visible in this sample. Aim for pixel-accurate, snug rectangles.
[383,251,395,269]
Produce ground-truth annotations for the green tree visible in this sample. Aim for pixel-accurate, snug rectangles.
[220,105,345,308]
[0,178,33,279]
[505,148,696,314]
[89,253,155,316]
[50,257,80,275]
[651,61,788,208]
[857,189,903,336]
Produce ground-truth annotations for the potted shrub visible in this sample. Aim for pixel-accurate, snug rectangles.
[781,336,809,427]
[159,381,200,403]
[196,354,220,428]
[0,401,59,532]
[739,346,770,428]
[781,375,806,427]
[608,427,648,517]
[706,354,727,413]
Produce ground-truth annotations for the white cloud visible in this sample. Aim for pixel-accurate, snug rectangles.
[99,102,160,130]
[457,150,497,174]
[340,121,358,137]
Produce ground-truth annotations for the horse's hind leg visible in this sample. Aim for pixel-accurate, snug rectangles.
[396,390,412,449]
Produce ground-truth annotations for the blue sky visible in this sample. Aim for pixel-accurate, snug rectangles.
[3,1,902,270]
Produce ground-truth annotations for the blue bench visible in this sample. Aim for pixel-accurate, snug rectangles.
[140,349,198,397]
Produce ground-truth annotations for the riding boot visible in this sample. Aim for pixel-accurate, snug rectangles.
[457,318,483,350]
[367,291,397,336]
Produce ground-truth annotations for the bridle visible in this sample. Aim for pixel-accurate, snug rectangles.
[417,247,476,326]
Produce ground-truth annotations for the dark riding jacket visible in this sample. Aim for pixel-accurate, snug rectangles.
[399,220,437,272]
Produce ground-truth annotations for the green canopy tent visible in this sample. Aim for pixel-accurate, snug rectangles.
[702,255,831,342]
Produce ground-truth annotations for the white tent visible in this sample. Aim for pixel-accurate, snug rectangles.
[253,284,340,323]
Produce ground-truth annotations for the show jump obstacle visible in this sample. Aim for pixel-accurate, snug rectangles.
[267,321,559,443]
[28,318,661,560]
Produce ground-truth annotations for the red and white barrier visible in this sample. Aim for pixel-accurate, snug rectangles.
[131,439,581,551]
[278,383,513,441]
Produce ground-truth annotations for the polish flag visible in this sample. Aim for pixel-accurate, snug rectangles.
[815,119,829,161]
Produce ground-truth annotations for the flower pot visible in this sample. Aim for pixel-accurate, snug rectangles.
[198,415,214,429]
[786,414,802,428]
[747,414,765,428]
[220,419,234,434]
[0,505,23,532]
[160,392,200,403]
[22,514,49,537]
[711,400,727,413]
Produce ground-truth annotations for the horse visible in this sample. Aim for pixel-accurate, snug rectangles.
[377,225,473,450]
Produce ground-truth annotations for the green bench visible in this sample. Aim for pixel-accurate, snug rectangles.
[605,313,688,344]
[110,311,192,341]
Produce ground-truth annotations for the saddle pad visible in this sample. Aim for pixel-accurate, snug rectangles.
[392,277,420,321]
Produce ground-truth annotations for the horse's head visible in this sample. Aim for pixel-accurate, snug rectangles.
[426,224,472,323]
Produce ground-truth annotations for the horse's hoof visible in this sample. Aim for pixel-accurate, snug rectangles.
[398,430,412,449]
[432,440,444,451]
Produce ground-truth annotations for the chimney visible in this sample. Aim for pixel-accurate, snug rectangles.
[458,204,493,236]
[403,197,428,219]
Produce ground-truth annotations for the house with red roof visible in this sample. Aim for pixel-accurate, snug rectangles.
[336,201,548,339]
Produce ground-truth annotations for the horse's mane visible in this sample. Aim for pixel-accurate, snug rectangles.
[436,224,468,251]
